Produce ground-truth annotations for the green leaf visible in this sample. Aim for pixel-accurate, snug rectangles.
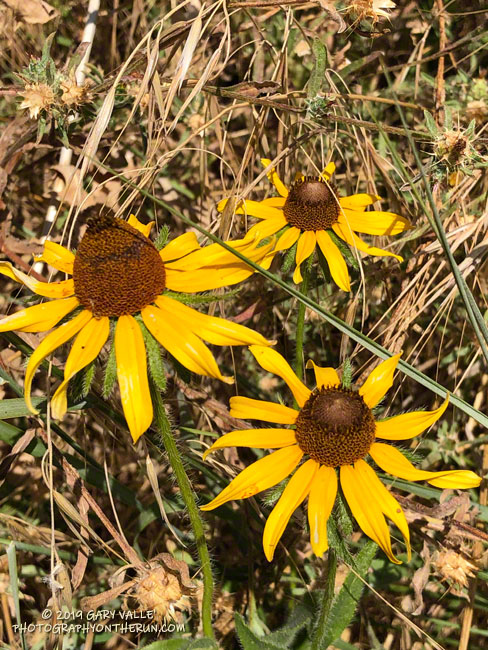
[281,239,298,274]
[0,420,23,445]
[318,540,378,647]
[423,110,438,138]
[234,613,281,650]
[82,360,96,398]
[138,319,167,392]
[307,38,327,99]
[102,329,117,399]
[155,225,170,251]
[341,358,352,389]
[41,32,56,66]
[328,228,358,270]
[0,398,44,419]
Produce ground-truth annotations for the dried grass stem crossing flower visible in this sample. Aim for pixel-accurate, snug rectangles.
[202,347,481,563]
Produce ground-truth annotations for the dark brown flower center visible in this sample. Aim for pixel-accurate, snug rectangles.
[73,215,166,318]
[295,387,375,466]
[283,176,340,231]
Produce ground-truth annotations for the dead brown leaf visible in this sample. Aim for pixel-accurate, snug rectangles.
[1,0,59,24]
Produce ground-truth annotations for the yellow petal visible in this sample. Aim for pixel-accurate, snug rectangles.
[0,261,75,298]
[24,309,92,414]
[217,198,284,221]
[142,304,233,383]
[229,396,299,424]
[260,158,289,197]
[164,267,234,293]
[201,445,303,511]
[369,443,482,488]
[308,465,337,556]
[375,397,449,440]
[155,296,272,347]
[316,229,351,292]
[293,231,316,284]
[340,464,401,564]
[203,428,297,460]
[359,353,402,408]
[333,223,403,262]
[245,215,288,241]
[165,236,273,271]
[128,214,154,238]
[305,359,340,389]
[0,296,79,333]
[160,232,200,262]
[354,459,411,561]
[51,316,110,420]
[33,241,75,274]
[249,345,311,407]
[262,197,286,207]
[263,458,317,561]
[115,315,153,443]
[339,194,380,211]
[339,210,412,236]
[276,226,300,252]
[320,161,336,181]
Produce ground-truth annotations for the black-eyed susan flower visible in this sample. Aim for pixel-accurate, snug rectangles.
[202,346,481,563]
[217,158,412,290]
[0,215,275,443]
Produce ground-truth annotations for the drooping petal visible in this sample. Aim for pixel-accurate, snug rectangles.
[244,215,288,241]
[249,345,311,407]
[316,229,351,292]
[203,428,297,460]
[308,465,337,556]
[305,359,340,389]
[263,459,318,561]
[340,464,401,564]
[260,158,289,197]
[370,443,482,488]
[217,198,284,221]
[159,232,200,262]
[339,210,412,236]
[293,231,316,284]
[24,309,92,414]
[375,397,449,441]
[155,296,272,347]
[128,213,154,238]
[33,241,75,274]
[359,353,402,408]
[200,445,303,511]
[354,459,411,561]
[276,226,300,252]
[115,314,153,443]
[320,161,336,181]
[51,316,110,420]
[0,261,75,298]
[229,396,299,424]
[141,304,233,383]
[333,223,403,261]
[0,296,79,333]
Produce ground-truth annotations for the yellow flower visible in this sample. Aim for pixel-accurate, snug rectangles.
[218,158,412,289]
[0,215,275,443]
[202,346,481,563]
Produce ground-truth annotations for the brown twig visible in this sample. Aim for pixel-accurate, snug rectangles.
[435,0,447,125]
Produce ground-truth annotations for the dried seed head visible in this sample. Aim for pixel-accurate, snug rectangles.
[133,559,194,623]
[60,78,92,107]
[344,0,396,23]
[19,83,55,119]
[295,386,376,466]
[283,176,340,231]
[433,549,477,589]
[73,215,166,318]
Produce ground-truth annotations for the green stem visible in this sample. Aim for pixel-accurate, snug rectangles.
[152,389,215,639]
[311,549,337,650]
[294,256,312,380]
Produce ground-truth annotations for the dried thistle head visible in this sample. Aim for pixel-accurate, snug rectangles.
[60,77,92,108]
[344,0,396,24]
[131,554,194,623]
[432,549,477,590]
[434,129,469,167]
[19,82,55,119]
